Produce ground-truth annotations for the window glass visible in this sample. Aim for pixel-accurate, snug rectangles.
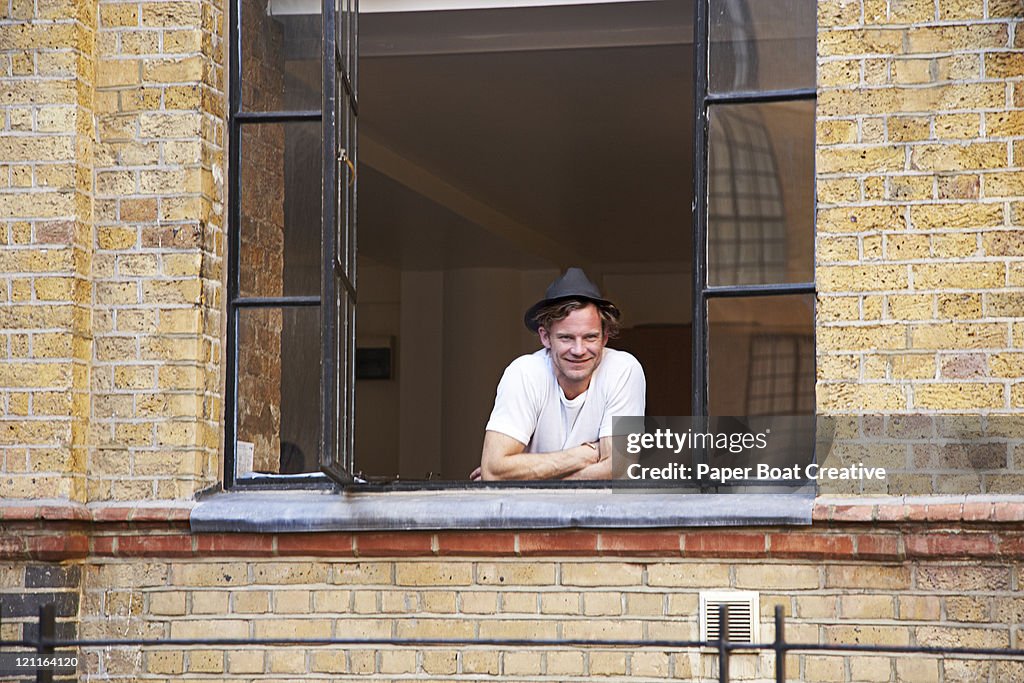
[240,3,322,111]
[707,100,815,286]
[709,0,816,93]
[236,306,322,475]
[707,294,815,416]
[238,122,322,298]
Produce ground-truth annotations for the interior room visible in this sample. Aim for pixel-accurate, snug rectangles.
[236,0,816,481]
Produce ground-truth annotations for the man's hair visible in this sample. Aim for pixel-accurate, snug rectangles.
[533,299,621,338]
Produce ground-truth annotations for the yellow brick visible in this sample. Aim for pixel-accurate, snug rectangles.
[911,322,1007,348]
[819,59,861,87]
[399,617,475,639]
[885,233,931,259]
[590,651,627,676]
[817,146,904,173]
[476,562,554,586]
[938,293,984,319]
[188,650,224,673]
[421,650,458,675]
[988,111,1024,137]
[172,562,248,587]
[849,656,894,682]
[583,592,622,616]
[986,292,1024,317]
[899,595,941,620]
[561,619,643,641]
[818,119,858,145]
[938,175,980,200]
[889,175,935,201]
[804,655,846,680]
[946,595,989,622]
[817,382,907,410]
[913,262,1002,290]
[327,563,389,585]
[818,206,904,233]
[422,590,456,613]
[896,658,940,683]
[462,651,499,674]
[892,57,932,85]
[987,51,1024,78]
[274,589,311,613]
[819,265,909,292]
[735,565,819,589]
[227,650,264,674]
[818,353,860,380]
[889,353,937,379]
[499,591,536,613]
[906,24,1007,53]
[539,592,578,615]
[817,178,860,204]
[819,28,904,56]
[935,113,981,139]
[395,563,472,586]
[149,591,186,615]
[797,595,839,619]
[863,234,883,258]
[626,592,663,616]
[841,595,895,619]
[503,651,542,675]
[253,618,331,639]
[146,651,183,675]
[380,650,417,674]
[912,142,1006,172]
[632,651,670,677]
[910,203,1004,230]
[546,651,585,675]
[169,619,249,639]
[914,382,1004,408]
[561,563,642,586]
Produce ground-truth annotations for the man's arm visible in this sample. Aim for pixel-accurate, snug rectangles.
[561,436,613,480]
[478,430,601,481]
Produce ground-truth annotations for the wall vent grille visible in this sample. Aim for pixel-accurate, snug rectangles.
[699,591,759,644]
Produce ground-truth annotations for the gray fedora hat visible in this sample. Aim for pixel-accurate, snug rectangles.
[524,268,618,332]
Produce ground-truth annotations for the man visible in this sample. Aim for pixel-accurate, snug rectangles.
[473,268,646,480]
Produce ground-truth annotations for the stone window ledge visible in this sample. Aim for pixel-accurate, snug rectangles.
[190,489,816,533]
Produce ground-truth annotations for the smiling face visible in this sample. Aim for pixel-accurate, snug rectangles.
[538,303,608,399]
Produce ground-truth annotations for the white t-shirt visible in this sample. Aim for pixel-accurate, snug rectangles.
[485,347,646,453]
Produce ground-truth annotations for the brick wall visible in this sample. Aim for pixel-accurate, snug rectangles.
[2,503,1023,682]
[816,0,1024,412]
[0,0,96,501]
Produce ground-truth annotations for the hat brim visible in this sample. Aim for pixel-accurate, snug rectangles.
[524,295,617,332]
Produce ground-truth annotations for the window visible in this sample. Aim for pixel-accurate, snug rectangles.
[225,0,816,487]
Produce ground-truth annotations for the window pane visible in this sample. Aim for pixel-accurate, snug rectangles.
[241,1,322,111]
[709,0,815,94]
[708,295,814,416]
[239,122,322,297]
[236,306,322,475]
[707,101,814,286]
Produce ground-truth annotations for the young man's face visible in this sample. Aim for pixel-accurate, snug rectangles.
[538,303,608,398]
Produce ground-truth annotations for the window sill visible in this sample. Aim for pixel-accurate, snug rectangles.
[190,488,814,533]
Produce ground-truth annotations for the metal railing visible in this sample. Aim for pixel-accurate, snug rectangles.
[4,603,1024,682]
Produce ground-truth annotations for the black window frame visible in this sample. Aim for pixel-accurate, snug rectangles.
[224,0,817,490]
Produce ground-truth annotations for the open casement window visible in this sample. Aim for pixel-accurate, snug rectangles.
[225,0,816,489]
[225,0,356,486]
[322,0,359,483]
[692,0,816,417]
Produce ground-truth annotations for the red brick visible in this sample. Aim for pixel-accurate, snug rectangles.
[0,535,27,557]
[683,532,767,557]
[828,504,875,523]
[28,534,88,560]
[876,504,908,522]
[437,532,515,556]
[905,533,997,558]
[92,506,134,522]
[355,532,435,557]
[925,503,963,522]
[115,534,195,557]
[855,534,901,560]
[130,507,192,522]
[196,533,275,556]
[962,502,994,522]
[39,504,88,521]
[517,531,599,556]
[905,505,930,522]
[598,531,682,556]
[997,534,1024,558]
[769,533,855,559]
[993,502,1024,522]
[276,533,355,556]
[91,536,117,555]
[1,505,41,521]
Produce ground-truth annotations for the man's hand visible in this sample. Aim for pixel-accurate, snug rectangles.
[477,431,602,481]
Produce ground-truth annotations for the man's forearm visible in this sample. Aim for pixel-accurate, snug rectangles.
[482,443,598,481]
[561,456,611,480]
